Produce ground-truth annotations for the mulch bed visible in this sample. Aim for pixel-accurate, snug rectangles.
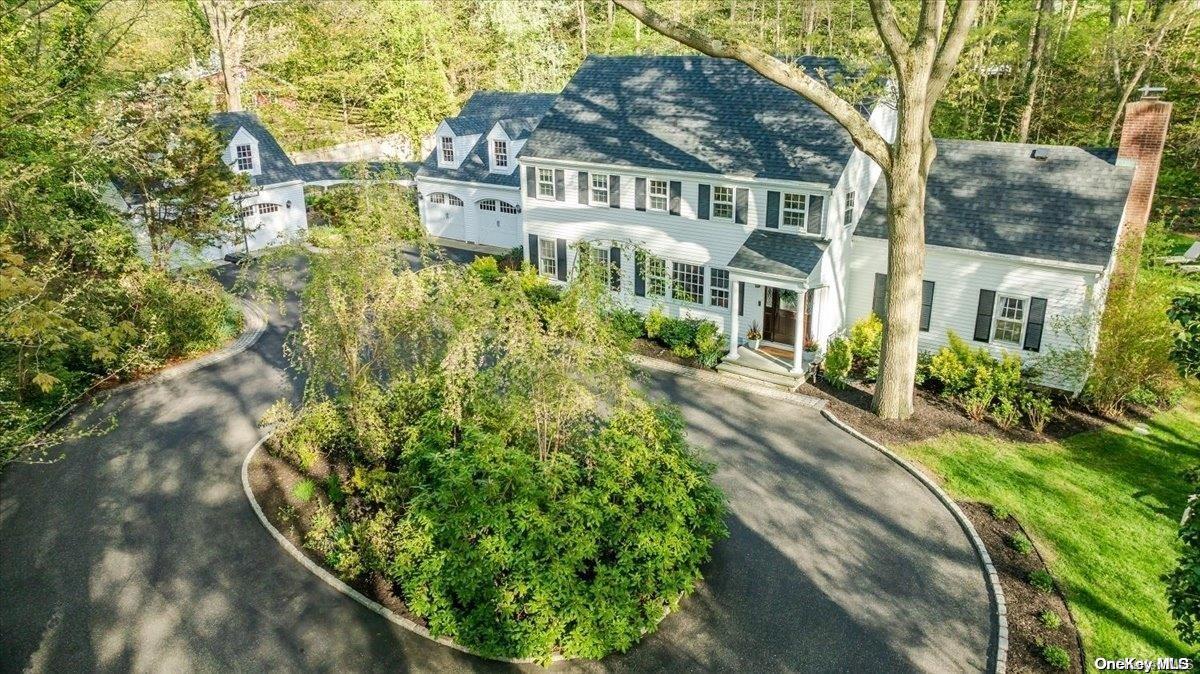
[959,502,1086,673]
[247,443,428,628]
[628,337,711,370]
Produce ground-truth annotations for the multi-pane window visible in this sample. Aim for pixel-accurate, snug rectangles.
[446,194,463,206]
[671,262,704,304]
[782,193,806,229]
[646,255,667,297]
[590,174,609,204]
[537,168,555,199]
[479,199,497,211]
[993,295,1026,344]
[429,193,446,204]
[257,203,280,214]
[440,136,454,163]
[648,179,668,211]
[235,144,253,171]
[844,191,856,226]
[493,140,508,168]
[709,268,730,308]
[538,236,557,278]
[712,186,734,220]
[499,201,518,214]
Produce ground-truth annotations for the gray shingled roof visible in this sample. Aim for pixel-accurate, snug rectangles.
[417,92,557,188]
[727,230,827,278]
[210,112,299,186]
[521,55,864,185]
[856,140,1134,267]
[294,160,419,183]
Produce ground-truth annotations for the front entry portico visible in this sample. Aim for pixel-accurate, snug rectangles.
[727,271,808,374]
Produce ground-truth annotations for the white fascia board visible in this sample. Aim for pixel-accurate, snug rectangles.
[415,175,520,191]
[727,268,810,290]
[519,155,833,194]
[857,235,1106,275]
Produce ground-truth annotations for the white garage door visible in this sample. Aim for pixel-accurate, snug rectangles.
[426,193,465,241]
[476,199,520,249]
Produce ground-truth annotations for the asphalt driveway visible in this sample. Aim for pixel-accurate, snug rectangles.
[0,259,992,673]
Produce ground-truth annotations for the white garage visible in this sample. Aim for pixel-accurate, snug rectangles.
[425,192,465,240]
[476,198,521,249]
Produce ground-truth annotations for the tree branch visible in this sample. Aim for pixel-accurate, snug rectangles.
[613,0,892,170]
[926,0,979,116]
[866,0,909,68]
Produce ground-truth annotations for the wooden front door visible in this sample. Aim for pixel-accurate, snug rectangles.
[762,288,797,345]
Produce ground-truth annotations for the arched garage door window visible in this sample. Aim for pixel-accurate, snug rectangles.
[428,193,463,206]
[240,203,283,218]
[479,199,518,214]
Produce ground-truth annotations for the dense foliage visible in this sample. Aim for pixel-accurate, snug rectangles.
[1169,293,1200,378]
[269,233,727,661]
[1167,469,1200,645]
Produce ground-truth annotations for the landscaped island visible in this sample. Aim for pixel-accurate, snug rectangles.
[258,239,727,662]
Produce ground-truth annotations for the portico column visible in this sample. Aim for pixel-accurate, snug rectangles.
[728,278,741,360]
[791,288,805,374]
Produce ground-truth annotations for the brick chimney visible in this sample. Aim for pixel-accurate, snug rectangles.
[1116,91,1172,257]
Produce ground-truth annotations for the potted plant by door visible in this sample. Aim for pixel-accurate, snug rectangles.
[746,322,763,349]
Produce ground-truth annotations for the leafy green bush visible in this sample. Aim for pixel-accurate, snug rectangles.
[1039,610,1063,629]
[1042,644,1070,670]
[823,337,853,389]
[640,310,725,368]
[847,314,883,380]
[644,308,668,339]
[658,317,700,349]
[467,255,502,284]
[990,397,1021,429]
[694,322,725,368]
[990,504,1011,521]
[132,270,242,362]
[293,478,317,502]
[1008,531,1033,555]
[607,308,645,341]
[326,474,345,503]
[1168,292,1200,378]
[1021,391,1054,433]
[671,343,698,359]
[925,332,1039,427]
[1168,466,1200,645]
[305,225,345,249]
[519,268,562,307]
[1030,569,1056,593]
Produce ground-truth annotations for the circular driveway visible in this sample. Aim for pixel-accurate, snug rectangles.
[0,263,994,673]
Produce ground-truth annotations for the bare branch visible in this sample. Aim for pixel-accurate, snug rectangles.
[927,0,979,114]
[613,0,892,170]
[866,0,909,68]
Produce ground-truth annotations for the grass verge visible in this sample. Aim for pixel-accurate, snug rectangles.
[896,394,1200,664]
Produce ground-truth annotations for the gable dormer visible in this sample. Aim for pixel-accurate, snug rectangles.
[224,127,261,177]
[486,124,515,175]
[434,118,483,170]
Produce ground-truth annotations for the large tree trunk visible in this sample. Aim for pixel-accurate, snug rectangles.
[1017,0,1052,143]
[198,0,252,112]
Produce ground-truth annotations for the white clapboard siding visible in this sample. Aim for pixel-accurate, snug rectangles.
[415,177,522,248]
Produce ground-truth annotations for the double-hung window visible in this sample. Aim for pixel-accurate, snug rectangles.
[648,179,669,211]
[992,295,1026,344]
[235,144,253,171]
[782,193,806,230]
[646,255,667,298]
[709,268,730,308]
[672,262,704,304]
[440,136,454,163]
[712,186,734,220]
[844,191,856,227]
[492,140,508,168]
[536,168,555,199]
[590,174,609,205]
[538,236,558,278]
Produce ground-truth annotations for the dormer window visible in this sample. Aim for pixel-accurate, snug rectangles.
[492,140,508,168]
[440,136,454,163]
[235,144,253,171]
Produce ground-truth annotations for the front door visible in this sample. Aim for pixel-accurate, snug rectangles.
[762,288,797,345]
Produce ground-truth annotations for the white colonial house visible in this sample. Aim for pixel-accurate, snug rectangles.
[418,55,1169,390]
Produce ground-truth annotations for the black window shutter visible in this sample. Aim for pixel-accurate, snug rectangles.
[974,289,996,342]
[806,195,824,235]
[634,254,645,296]
[920,280,935,332]
[528,233,538,266]
[525,166,536,197]
[669,180,681,216]
[609,175,620,208]
[609,246,621,290]
[635,177,646,211]
[737,281,744,316]
[1024,297,1047,352]
[734,187,749,224]
[578,170,589,203]
[554,169,565,202]
[698,184,710,220]
[766,191,780,229]
[872,273,887,317]
[555,238,568,281]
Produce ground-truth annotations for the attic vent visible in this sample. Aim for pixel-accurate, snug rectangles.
[1031,148,1049,161]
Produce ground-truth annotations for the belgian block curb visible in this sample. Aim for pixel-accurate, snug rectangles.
[820,408,1008,674]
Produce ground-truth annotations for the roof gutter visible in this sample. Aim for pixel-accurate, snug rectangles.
[519,155,833,193]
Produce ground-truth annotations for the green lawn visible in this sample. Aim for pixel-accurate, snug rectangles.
[897,395,1200,665]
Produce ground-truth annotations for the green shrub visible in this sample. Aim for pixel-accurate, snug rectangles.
[132,270,242,362]
[926,332,1040,427]
[990,504,1011,521]
[671,343,697,360]
[468,255,501,284]
[261,399,346,472]
[1008,531,1033,555]
[1030,569,1056,593]
[607,308,645,341]
[990,397,1021,430]
[1168,292,1200,378]
[823,337,853,389]
[1127,385,1161,407]
[1039,609,1063,630]
[1042,644,1070,670]
[326,474,345,503]
[644,308,668,339]
[694,323,725,369]
[519,268,562,307]
[658,317,700,349]
[293,478,317,502]
[305,225,345,249]
[847,314,883,380]
[1021,391,1053,433]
